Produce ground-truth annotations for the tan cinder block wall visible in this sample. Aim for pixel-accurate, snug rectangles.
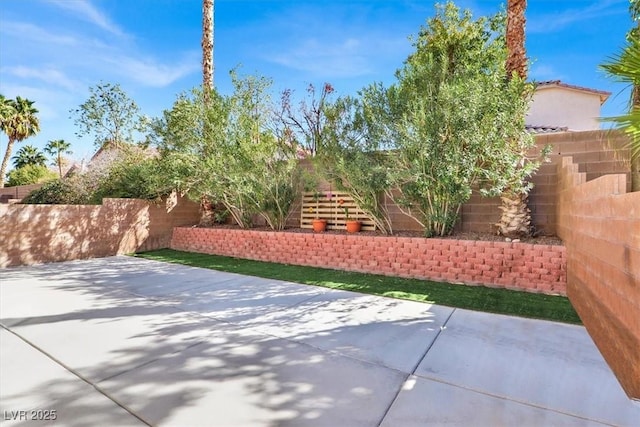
[557,156,639,400]
[0,194,200,267]
[298,130,631,235]
[461,130,631,235]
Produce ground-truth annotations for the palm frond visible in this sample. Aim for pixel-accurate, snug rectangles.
[600,37,640,85]
[602,109,640,160]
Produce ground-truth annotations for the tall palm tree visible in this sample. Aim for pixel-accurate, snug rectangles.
[12,145,47,168]
[0,97,40,188]
[202,0,214,90]
[496,0,532,238]
[200,0,215,222]
[45,139,73,178]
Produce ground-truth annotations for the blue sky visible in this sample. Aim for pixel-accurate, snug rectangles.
[0,0,634,164]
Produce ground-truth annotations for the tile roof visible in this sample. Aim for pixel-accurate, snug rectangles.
[525,124,569,134]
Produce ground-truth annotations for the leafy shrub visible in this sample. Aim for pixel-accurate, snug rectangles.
[156,72,303,230]
[92,153,171,202]
[329,2,538,237]
[22,146,171,204]
[22,177,95,204]
[5,164,57,186]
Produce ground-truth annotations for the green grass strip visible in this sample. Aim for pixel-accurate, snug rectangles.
[133,249,581,324]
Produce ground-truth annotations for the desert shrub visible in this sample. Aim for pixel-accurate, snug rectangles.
[22,176,94,204]
[350,2,536,237]
[156,72,303,230]
[91,152,171,202]
[22,146,170,204]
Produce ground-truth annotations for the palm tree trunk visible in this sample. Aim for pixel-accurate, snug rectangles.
[506,0,527,79]
[630,10,639,191]
[202,0,214,90]
[496,193,532,238]
[58,153,63,178]
[0,138,15,188]
[498,0,532,237]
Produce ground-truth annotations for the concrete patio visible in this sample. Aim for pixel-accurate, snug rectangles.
[1,256,638,426]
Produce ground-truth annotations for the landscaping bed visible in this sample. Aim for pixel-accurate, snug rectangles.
[135,249,579,324]
[170,226,567,295]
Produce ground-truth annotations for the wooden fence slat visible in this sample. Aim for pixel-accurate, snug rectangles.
[301,191,376,230]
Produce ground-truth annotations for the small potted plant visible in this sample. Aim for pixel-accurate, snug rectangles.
[340,200,361,233]
[311,191,327,232]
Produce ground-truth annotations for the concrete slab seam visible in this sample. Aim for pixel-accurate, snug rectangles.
[375,308,457,427]
[0,324,152,427]
[412,374,617,426]
[408,308,457,376]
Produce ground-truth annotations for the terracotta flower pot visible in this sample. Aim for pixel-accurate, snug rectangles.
[346,220,361,233]
[312,219,327,233]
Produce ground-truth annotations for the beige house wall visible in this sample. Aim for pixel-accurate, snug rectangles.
[527,87,602,131]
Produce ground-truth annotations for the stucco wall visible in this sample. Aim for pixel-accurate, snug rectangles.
[527,87,602,131]
[557,156,640,400]
[0,194,201,267]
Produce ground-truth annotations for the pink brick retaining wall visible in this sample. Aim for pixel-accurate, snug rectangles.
[170,227,567,295]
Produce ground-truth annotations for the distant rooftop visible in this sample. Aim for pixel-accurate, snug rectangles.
[534,80,611,104]
[525,124,569,134]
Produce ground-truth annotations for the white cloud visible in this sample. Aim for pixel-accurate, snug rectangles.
[0,84,73,121]
[45,0,125,37]
[103,53,200,88]
[0,21,79,45]
[527,0,627,34]
[2,66,80,91]
[232,1,412,81]
[271,38,374,78]
[0,19,197,90]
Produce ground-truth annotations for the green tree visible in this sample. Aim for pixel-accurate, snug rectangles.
[12,145,47,168]
[157,72,302,230]
[601,0,640,191]
[0,96,40,188]
[71,82,146,149]
[363,2,536,237]
[22,177,94,205]
[280,82,396,233]
[45,139,73,178]
[6,164,56,186]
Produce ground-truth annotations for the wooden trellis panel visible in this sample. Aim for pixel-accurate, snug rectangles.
[301,191,376,231]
